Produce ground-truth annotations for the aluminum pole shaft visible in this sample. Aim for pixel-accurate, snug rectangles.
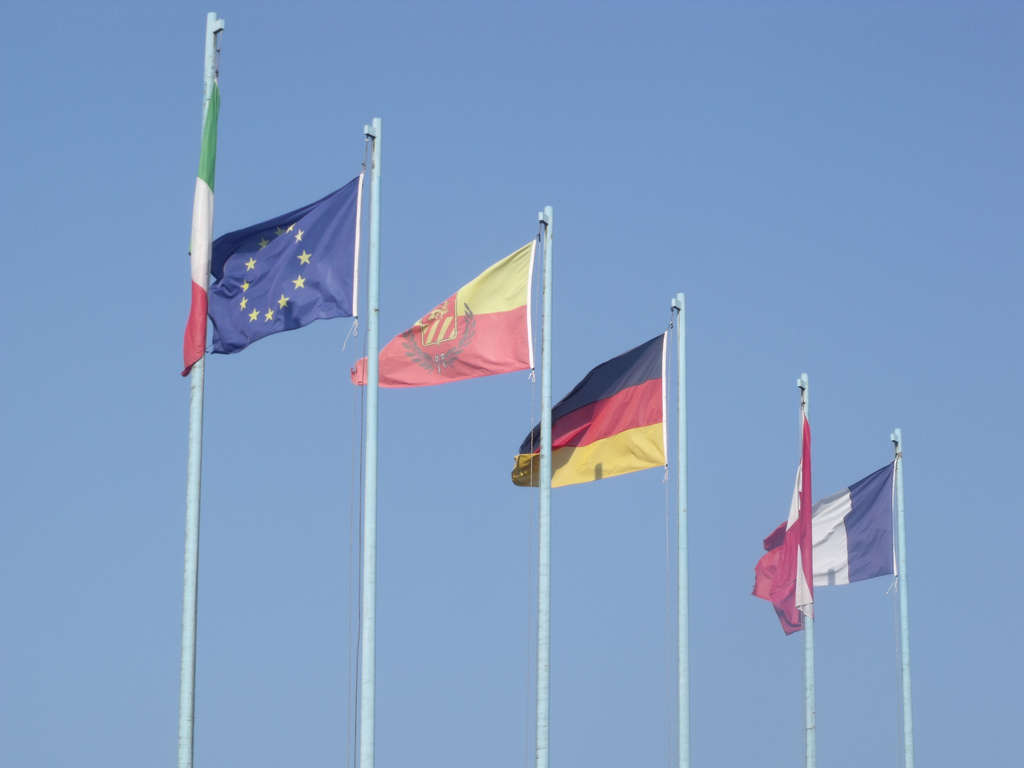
[798,373,815,768]
[671,294,690,768]
[359,117,382,768]
[535,206,553,768]
[177,12,223,768]
[891,428,915,768]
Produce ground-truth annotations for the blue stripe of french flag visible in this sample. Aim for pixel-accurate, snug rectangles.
[811,463,896,586]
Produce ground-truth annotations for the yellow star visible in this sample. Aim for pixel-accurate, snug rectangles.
[248,309,259,322]
[292,275,306,289]
[245,257,257,271]
[258,237,269,249]
[286,223,295,233]
[275,226,284,236]
[277,294,290,309]
[294,229,304,243]
[297,249,312,265]
[239,297,248,310]
[241,281,250,292]
[264,308,275,321]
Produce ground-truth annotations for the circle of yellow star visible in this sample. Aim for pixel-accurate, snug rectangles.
[241,281,250,292]
[245,257,257,271]
[239,297,248,310]
[286,223,295,233]
[294,229,304,243]
[297,250,312,265]
[292,275,306,289]
[264,309,274,321]
[275,226,285,236]
[248,309,259,322]
[258,237,269,249]
[277,294,290,309]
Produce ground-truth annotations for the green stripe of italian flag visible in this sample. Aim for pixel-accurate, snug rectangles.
[182,82,220,376]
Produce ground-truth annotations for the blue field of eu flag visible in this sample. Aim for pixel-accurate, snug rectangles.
[208,174,362,356]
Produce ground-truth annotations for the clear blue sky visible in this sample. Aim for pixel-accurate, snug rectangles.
[2,2,1021,766]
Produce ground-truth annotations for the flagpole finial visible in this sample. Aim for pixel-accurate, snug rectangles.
[538,206,552,225]
[206,12,225,33]
[797,373,808,413]
[671,292,685,311]
[891,427,903,453]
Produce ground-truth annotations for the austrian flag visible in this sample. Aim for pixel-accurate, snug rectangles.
[754,414,814,635]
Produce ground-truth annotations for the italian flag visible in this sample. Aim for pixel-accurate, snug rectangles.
[182,83,220,375]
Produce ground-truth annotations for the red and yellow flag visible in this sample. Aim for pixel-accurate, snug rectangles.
[351,242,535,387]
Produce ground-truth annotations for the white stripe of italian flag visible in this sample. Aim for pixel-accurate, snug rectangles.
[182,82,220,375]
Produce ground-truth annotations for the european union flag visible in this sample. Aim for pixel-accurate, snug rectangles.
[208,175,362,356]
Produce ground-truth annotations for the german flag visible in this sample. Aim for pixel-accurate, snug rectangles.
[512,334,667,487]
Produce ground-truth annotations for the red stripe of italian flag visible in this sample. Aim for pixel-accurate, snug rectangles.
[181,83,220,376]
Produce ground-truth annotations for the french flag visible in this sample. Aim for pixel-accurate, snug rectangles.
[809,463,895,586]
[755,462,895,629]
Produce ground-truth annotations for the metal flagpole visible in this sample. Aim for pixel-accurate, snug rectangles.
[670,294,690,768]
[359,116,383,768]
[177,12,223,768]
[535,205,553,768]
[890,427,915,768]
[797,373,816,768]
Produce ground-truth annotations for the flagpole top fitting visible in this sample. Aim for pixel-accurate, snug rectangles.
[538,206,552,226]
[671,293,685,312]
[797,372,808,391]
[207,12,225,34]
[364,118,380,139]
[891,427,902,449]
